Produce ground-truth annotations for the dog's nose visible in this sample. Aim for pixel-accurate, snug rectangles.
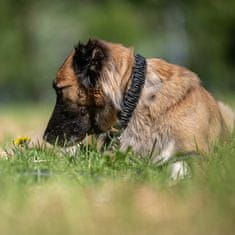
[43,132,56,145]
[43,128,53,143]
[43,132,49,142]
[43,125,55,142]
[43,133,47,140]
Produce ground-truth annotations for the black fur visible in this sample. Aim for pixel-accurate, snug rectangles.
[73,39,107,88]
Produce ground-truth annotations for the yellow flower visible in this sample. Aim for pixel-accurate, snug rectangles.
[13,136,31,146]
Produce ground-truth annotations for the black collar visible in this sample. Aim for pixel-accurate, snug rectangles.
[118,54,147,129]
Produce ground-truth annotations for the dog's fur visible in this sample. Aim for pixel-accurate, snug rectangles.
[44,39,234,179]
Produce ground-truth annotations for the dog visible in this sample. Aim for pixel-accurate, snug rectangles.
[44,39,235,179]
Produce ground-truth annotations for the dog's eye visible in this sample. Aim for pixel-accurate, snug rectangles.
[80,107,87,116]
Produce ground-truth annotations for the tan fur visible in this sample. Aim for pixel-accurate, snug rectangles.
[96,42,234,159]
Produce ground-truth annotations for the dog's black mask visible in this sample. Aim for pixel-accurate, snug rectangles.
[43,97,91,146]
[43,39,110,146]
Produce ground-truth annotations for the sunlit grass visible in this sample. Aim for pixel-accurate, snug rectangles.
[0,135,234,235]
[0,100,235,234]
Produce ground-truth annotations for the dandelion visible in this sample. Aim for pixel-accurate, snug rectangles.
[13,136,31,146]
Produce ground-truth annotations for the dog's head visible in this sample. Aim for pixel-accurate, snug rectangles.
[44,39,134,146]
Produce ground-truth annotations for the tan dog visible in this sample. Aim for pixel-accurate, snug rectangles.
[44,39,234,179]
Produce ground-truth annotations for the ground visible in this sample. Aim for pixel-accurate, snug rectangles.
[0,97,235,235]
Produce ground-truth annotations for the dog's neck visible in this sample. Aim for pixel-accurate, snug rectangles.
[118,54,147,129]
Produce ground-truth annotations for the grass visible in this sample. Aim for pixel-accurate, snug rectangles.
[0,103,235,235]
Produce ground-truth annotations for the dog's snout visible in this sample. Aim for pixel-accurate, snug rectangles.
[43,101,92,146]
[43,128,55,145]
[43,133,47,141]
[43,132,50,142]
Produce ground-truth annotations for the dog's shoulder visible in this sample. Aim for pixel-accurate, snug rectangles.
[141,58,202,114]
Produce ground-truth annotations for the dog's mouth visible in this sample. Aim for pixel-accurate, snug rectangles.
[43,124,90,147]
[43,131,87,147]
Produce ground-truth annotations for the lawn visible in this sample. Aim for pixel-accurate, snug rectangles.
[0,100,235,235]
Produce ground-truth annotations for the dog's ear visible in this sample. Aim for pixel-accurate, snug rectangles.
[73,39,106,88]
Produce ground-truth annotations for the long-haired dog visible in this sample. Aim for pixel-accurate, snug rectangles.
[44,39,234,179]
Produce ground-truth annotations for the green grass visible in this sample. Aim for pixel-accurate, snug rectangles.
[0,102,235,235]
[0,137,235,235]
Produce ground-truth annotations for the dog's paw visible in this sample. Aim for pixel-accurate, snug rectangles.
[170,161,189,181]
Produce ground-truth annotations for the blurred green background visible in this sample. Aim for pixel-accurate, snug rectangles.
[0,0,235,103]
[0,2,235,234]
